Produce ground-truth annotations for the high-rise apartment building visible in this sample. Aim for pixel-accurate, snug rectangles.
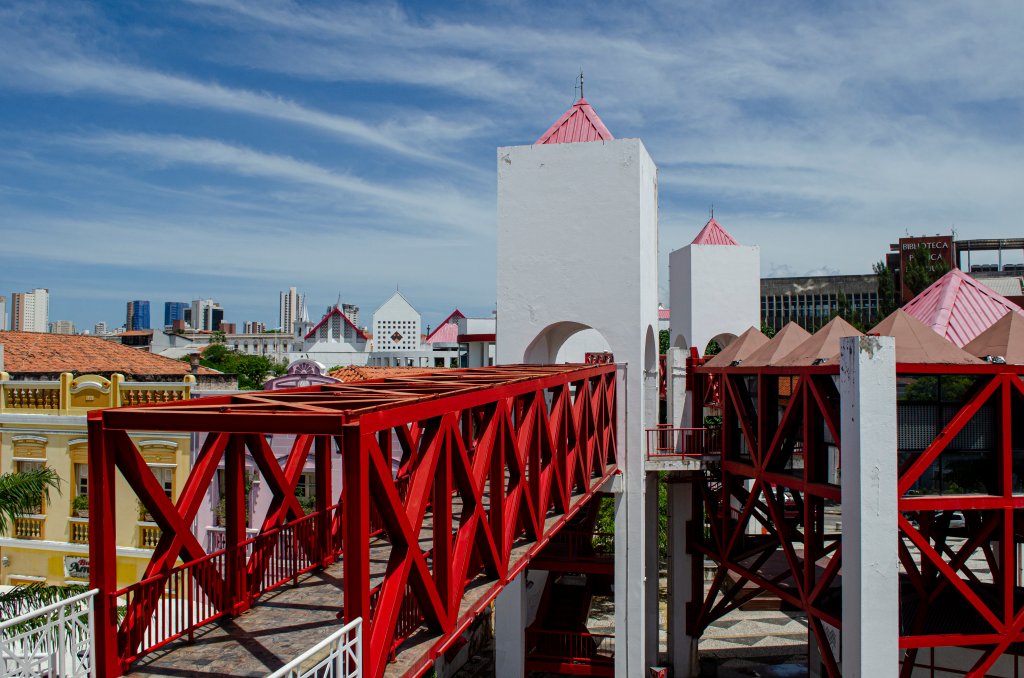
[11,288,49,333]
[164,302,188,328]
[94,321,108,336]
[243,321,267,334]
[279,287,305,333]
[191,299,224,332]
[126,300,150,331]
[341,303,359,329]
[49,320,76,335]
[0,296,6,330]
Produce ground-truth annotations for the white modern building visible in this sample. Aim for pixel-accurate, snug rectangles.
[368,291,437,367]
[279,287,305,334]
[190,299,222,332]
[0,296,6,331]
[11,288,48,333]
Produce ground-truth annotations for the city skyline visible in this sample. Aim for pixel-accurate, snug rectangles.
[2,1,1023,330]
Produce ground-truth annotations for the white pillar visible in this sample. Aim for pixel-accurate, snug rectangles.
[666,346,689,432]
[494,569,527,678]
[840,335,897,677]
[668,476,698,677]
[645,472,661,666]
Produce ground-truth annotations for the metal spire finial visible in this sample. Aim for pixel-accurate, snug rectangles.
[710,204,714,219]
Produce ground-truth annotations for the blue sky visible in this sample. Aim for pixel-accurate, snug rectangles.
[2,1,1022,331]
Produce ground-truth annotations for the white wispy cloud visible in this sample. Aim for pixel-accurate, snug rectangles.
[58,132,493,235]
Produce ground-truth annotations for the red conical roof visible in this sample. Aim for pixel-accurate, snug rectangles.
[691,217,739,246]
[536,97,614,145]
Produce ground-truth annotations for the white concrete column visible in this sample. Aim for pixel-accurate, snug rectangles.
[668,476,698,677]
[494,568,527,678]
[666,347,690,432]
[840,335,897,677]
[645,472,661,666]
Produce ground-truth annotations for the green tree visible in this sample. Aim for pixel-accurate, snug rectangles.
[760,322,776,339]
[904,243,951,297]
[659,329,670,355]
[874,260,899,317]
[0,467,60,534]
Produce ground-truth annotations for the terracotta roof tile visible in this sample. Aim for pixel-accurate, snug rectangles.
[327,366,434,382]
[0,331,216,377]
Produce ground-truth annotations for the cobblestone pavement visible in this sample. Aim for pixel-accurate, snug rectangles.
[127,563,345,677]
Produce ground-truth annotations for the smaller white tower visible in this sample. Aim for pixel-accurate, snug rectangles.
[669,217,760,356]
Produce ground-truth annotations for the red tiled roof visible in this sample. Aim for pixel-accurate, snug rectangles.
[691,217,739,246]
[902,269,1024,347]
[536,97,614,145]
[425,309,465,344]
[304,307,369,341]
[0,331,217,376]
[327,366,433,382]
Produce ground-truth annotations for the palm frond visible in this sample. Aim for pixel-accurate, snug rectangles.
[0,468,62,534]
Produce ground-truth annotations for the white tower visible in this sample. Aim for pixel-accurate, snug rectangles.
[669,218,760,357]
[496,96,661,676]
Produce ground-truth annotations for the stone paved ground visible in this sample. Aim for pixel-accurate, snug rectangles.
[127,563,345,677]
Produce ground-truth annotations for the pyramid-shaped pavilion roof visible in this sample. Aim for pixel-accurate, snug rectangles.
[691,217,739,246]
[867,309,981,364]
[775,316,863,367]
[742,322,812,367]
[704,327,769,368]
[902,268,1024,347]
[963,311,1024,364]
[535,97,614,145]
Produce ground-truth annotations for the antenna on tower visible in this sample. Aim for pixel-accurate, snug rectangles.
[710,204,714,219]
[574,69,584,101]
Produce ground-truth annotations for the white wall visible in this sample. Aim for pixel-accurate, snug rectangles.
[668,244,760,356]
[373,292,422,352]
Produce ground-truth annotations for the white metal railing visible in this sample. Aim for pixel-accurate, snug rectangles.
[0,588,97,678]
[267,617,362,678]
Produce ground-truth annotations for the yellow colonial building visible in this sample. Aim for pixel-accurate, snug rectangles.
[0,331,232,590]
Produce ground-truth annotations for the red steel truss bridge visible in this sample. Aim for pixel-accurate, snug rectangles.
[86,364,618,677]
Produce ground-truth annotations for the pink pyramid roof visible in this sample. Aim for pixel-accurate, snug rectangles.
[691,217,739,246]
[774,316,862,367]
[963,311,1024,364]
[535,97,614,145]
[868,309,982,365]
[703,327,769,368]
[902,269,1024,347]
[742,323,812,367]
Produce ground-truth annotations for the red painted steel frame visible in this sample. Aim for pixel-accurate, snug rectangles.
[87,365,618,678]
[689,358,1024,678]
